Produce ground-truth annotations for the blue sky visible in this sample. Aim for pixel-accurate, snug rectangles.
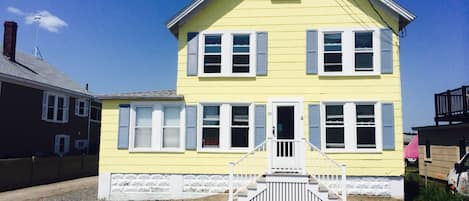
[0,0,467,132]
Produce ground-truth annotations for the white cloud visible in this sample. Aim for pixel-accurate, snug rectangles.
[6,6,68,33]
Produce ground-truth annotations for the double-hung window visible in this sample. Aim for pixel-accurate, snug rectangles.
[163,106,181,148]
[232,34,250,73]
[204,35,222,73]
[231,106,249,148]
[325,105,345,148]
[202,106,221,148]
[199,104,253,151]
[356,104,376,148]
[130,103,184,152]
[134,107,153,148]
[323,102,381,152]
[354,32,374,72]
[200,31,255,76]
[43,92,69,123]
[323,33,343,72]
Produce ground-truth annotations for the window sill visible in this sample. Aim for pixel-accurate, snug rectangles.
[324,149,382,154]
[318,72,381,77]
[128,148,185,153]
[76,114,88,118]
[43,119,68,124]
[197,148,251,153]
[197,73,256,78]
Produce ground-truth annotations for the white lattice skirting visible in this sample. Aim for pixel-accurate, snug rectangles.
[98,173,404,200]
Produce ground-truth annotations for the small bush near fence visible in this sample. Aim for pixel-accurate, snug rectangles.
[405,167,469,201]
[0,155,97,192]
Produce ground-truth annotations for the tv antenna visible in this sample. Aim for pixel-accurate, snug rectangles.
[33,15,43,60]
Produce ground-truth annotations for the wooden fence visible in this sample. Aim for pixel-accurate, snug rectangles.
[0,155,97,192]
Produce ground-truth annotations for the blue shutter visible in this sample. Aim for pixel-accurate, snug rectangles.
[187,32,199,76]
[306,30,318,74]
[117,104,130,149]
[186,105,197,150]
[308,104,321,148]
[256,32,268,76]
[380,29,393,74]
[382,103,395,150]
[255,104,266,146]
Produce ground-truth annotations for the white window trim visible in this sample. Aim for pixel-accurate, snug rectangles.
[128,102,185,153]
[43,91,69,123]
[75,98,89,117]
[321,101,383,153]
[54,134,70,156]
[197,102,255,153]
[318,28,381,76]
[198,30,257,77]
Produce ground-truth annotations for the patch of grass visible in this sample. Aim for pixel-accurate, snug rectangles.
[405,167,469,201]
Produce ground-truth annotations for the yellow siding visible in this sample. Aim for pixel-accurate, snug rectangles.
[100,0,404,176]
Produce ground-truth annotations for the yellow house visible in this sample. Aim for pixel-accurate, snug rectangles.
[98,0,415,200]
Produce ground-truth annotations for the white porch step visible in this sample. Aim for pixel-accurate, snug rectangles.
[235,174,343,201]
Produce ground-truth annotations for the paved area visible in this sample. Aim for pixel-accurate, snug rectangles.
[0,177,401,201]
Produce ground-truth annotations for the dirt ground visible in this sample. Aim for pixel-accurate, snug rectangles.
[0,177,402,201]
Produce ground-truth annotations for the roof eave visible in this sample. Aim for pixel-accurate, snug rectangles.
[98,96,184,101]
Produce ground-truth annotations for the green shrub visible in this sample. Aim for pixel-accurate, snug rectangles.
[416,184,469,201]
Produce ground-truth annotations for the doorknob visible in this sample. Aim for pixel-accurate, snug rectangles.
[272,126,276,137]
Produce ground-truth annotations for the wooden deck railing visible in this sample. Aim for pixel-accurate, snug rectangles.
[435,85,469,125]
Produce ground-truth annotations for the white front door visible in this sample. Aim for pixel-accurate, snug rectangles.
[269,100,305,173]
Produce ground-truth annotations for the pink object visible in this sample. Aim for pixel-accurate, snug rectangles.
[405,135,419,159]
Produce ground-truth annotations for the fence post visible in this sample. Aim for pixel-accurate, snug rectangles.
[267,137,273,174]
[342,164,347,201]
[229,162,234,201]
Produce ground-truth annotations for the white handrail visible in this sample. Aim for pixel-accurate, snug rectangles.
[305,140,347,201]
[228,141,267,201]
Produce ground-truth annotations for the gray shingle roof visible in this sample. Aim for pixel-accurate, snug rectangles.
[98,90,183,100]
[0,50,89,96]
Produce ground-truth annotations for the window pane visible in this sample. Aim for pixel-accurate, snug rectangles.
[356,105,375,124]
[203,106,220,125]
[164,107,180,126]
[47,108,54,120]
[355,32,373,49]
[204,55,221,73]
[136,107,152,127]
[232,106,249,126]
[232,128,249,148]
[57,97,64,121]
[163,128,180,148]
[48,95,55,107]
[324,53,342,72]
[205,46,221,53]
[357,127,376,148]
[135,128,152,148]
[326,128,344,148]
[324,33,341,44]
[232,55,250,73]
[355,53,373,71]
[326,105,344,125]
[325,45,341,52]
[203,128,219,147]
[233,35,250,53]
[205,35,221,45]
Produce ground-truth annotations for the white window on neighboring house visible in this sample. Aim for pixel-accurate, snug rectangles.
[54,135,70,156]
[354,32,374,72]
[356,104,376,149]
[134,107,153,148]
[42,92,69,123]
[75,139,89,151]
[162,106,181,148]
[202,105,221,148]
[75,99,89,117]
[199,31,256,77]
[325,105,345,149]
[129,103,185,152]
[323,32,343,72]
[231,106,249,148]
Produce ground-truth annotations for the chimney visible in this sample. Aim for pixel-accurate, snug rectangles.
[3,21,18,61]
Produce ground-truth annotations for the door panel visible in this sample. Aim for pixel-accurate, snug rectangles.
[276,106,295,140]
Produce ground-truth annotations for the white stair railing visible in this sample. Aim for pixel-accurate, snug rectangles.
[228,141,267,201]
[305,140,347,201]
